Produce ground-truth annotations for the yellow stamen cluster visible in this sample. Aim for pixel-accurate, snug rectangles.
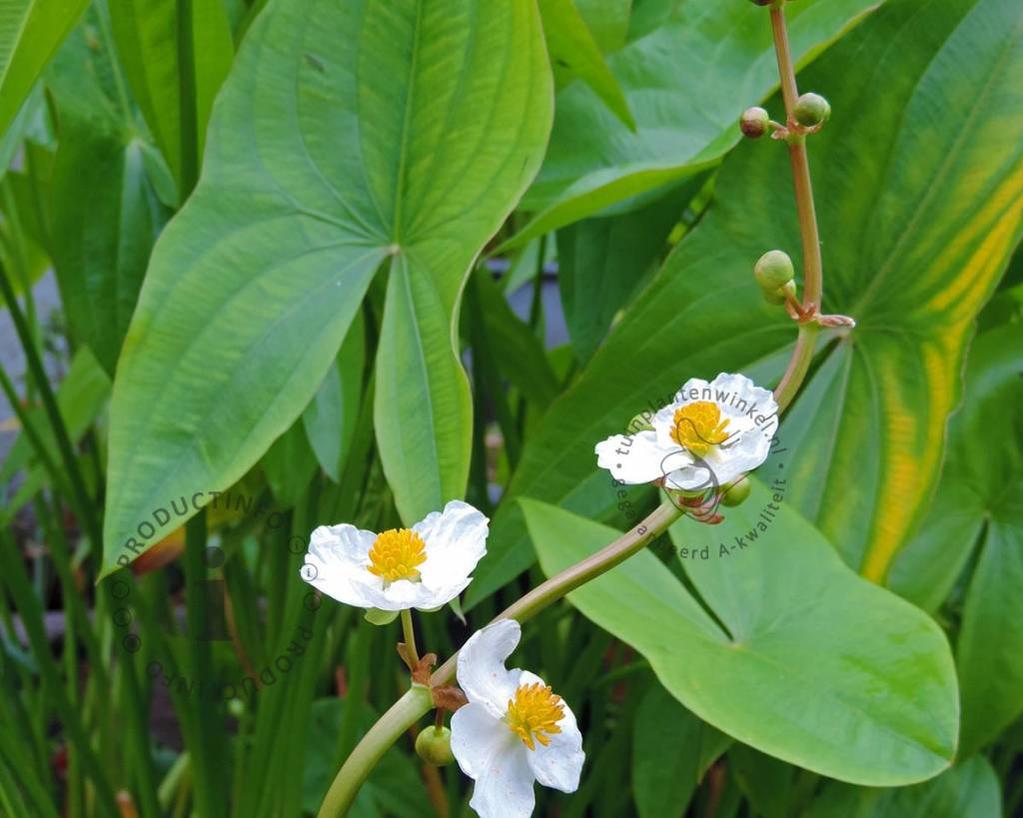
[506,683,564,751]
[367,528,427,582]
[670,401,730,457]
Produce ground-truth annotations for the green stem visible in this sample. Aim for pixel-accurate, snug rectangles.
[766,1,827,412]
[0,261,100,553]
[0,260,162,817]
[316,500,683,817]
[0,532,120,818]
[182,512,226,818]
[400,608,420,667]
[769,2,824,315]
[772,323,819,412]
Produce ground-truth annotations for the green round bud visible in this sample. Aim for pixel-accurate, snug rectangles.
[415,727,455,767]
[720,477,751,507]
[227,698,245,719]
[763,279,797,306]
[739,107,770,139]
[754,250,795,291]
[794,92,831,127]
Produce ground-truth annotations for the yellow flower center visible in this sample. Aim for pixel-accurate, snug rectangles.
[366,528,427,582]
[670,401,730,457]
[506,683,564,751]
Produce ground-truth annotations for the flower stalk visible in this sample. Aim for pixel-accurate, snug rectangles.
[400,608,420,667]
[318,4,836,814]
[316,500,683,817]
[767,1,831,412]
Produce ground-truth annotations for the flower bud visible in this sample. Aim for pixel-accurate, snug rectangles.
[754,250,794,291]
[720,477,751,507]
[415,726,455,767]
[763,279,797,306]
[740,107,770,139]
[794,92,831,128]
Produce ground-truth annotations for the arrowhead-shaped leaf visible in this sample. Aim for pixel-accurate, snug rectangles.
[522,492,958,785]
[469,0,1023,604]
[102,0,552,575]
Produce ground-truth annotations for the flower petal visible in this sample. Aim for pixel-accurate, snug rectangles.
[457,619,523,718]
[595,430,676,485]
[416,500,489,593]
[709,372,778,426]
[469,748,535,818]
[651,372,777,490]
[517,670,585,794]
[383,576,473,612]
[300,525,380,609]
[451,702,536,818]
[450,701,513,780]
[454,715,531,818]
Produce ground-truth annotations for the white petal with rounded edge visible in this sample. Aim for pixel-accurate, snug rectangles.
[517,670,585,794]
[416,500,489,592]
[301,525,381,609]
[648,372,777,490]
[471,741,536,818]
[450,701,511,779]
[595,430,676,485]
[457,619,523,718]
[451,701,536,818]
[709,372,778,426]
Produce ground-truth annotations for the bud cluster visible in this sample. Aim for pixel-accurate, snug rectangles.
[754,250,797,306]
[739,92,831,142]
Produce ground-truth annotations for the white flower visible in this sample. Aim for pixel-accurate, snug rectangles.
[300,500,488,612]
[450,620,584,818]
[595,372,778,492]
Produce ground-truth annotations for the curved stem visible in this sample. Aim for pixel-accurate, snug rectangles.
[772,323,819,412]
[316,686,434,818]
[433,500,681,685]
[317,500,683,816]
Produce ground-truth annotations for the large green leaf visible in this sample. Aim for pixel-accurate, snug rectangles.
[574,0,631,53]
[109,0,234,198]
[539,0,635,129]
[802,756,1000,818]
[728,745,795,818]
[302,311,365,482]
[262,415,318,510]
[48,22,166,375]
[890,325,1023,756]
[509,0,879,245]
[102,0,552,574]
[0,0,89,139]
[556,180,694,363]
[632,683,730,818]
[522,492,958,785]
[473,0,1023,601]
[473,268,560,410]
